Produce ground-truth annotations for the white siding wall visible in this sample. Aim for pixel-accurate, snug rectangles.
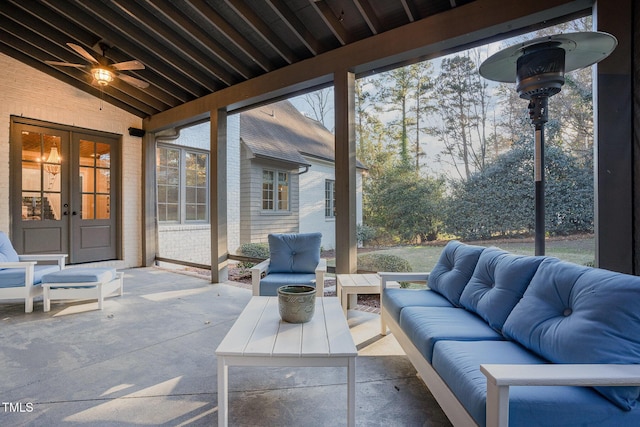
[299,158,364,250]
[299,160,335,249]
[0,53,143,268]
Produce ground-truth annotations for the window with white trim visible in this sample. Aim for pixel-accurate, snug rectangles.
[262,169,289,211]
[325,179,336,218]
[157,145,208,223]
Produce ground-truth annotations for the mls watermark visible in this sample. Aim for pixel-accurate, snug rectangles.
[2,402,34,413]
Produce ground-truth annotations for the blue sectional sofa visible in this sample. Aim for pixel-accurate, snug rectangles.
[380,240,640,427]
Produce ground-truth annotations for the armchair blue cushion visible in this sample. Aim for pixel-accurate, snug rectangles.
[268,232,322,274]
[252,233,326,297]
[0,231,19,263]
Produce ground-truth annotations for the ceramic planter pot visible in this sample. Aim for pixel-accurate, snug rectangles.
[277,285,316,323]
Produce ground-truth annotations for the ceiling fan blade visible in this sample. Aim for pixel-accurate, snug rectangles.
[67,43,99,64]
[45,61,85,68]
[118,73,149,89]
[112,60,145,71]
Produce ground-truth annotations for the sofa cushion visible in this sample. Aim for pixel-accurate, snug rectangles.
[428,240,485,307]
[399,306,503,363]
[259,273,316,296]
[268,233,321,274]
[460,248,544,332]
[0,231,19,263]
[0,264,60,288]
[503,258,640,410]
[382,288,452,324]
[432,340,640,427]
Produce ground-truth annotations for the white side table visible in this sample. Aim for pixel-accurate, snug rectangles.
[336,273,380,317]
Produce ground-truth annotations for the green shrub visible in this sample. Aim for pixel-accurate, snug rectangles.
[356,224,377,246]
[238,242,269,269]
[358,253,413,288]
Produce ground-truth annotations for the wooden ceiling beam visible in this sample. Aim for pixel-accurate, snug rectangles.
[266,0,326,55]
[107,0,235,88]
[186,0,275,73]
[400,0,417,22]
[143,0,262,79]
[353,0,384,34]
[224,0,299,65]
[309,0,352,46]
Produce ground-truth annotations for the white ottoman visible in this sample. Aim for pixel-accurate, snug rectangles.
[41,268,124,312]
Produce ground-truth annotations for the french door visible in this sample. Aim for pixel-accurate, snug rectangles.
[11,118,119,264]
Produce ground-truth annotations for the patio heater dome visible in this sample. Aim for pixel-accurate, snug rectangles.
[479,32,617,256]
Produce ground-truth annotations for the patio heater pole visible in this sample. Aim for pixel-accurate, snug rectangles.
[479,32,617,256]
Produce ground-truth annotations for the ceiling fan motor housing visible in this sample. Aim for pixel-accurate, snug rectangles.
[516,43,566,100]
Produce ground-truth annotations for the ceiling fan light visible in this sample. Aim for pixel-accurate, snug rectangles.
[92,67,114,86]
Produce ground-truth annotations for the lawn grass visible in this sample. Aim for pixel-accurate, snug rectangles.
[353,235,595,272]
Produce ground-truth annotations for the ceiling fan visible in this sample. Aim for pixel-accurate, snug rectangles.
[46,42,149,89]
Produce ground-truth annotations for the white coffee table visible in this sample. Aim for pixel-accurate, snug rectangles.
[216,296,357,426]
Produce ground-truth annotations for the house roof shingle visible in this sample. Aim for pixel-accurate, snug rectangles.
[241,100,364,168]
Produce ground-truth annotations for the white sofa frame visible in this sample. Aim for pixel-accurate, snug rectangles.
[251,258,327,297]
[379,272,640,427]
[0,254,67,313]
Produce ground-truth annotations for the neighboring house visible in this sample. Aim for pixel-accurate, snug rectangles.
[239,100,365,251]
[156,100,364,265]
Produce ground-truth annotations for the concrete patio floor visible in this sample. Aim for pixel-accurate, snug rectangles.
[0,267,451,426]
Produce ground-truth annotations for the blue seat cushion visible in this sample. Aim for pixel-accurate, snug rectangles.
[428,240,485,307]
[399,306,503,363]
[42,267,117,285]
[459,248,544,332]
[268,233,321,274]
[259,273,316,296]
[382,288,452,324]
[0,231,19,263]
[432,340,640,427]
[0,264,60,288]
[503,258,640,410]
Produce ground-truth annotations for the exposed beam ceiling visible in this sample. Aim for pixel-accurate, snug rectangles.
[1,0,477,118]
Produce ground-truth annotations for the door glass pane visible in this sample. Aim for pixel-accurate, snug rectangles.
[96,195,110,219]
[21,131,41,161]
[96,169,110,193]
[82,194,95,219]
[21,192,42,221]
[80,167,94,192]
[22,162,41,191]
[43,193,61,220]
[96,143,110,168]
[79,140,95,166]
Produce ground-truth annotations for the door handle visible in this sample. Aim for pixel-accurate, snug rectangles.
[63,203,69,216]
[72,211,78,216]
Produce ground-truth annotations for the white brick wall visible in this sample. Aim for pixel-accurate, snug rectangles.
[0,53,143,268]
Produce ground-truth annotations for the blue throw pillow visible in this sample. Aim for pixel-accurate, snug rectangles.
[268,233,321,274]
[0,231,19,263]
[503,258,640,410]
[428,240,485,306]
[460,248,544,332]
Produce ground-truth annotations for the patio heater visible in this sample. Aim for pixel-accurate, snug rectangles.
[479,32,616,256]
